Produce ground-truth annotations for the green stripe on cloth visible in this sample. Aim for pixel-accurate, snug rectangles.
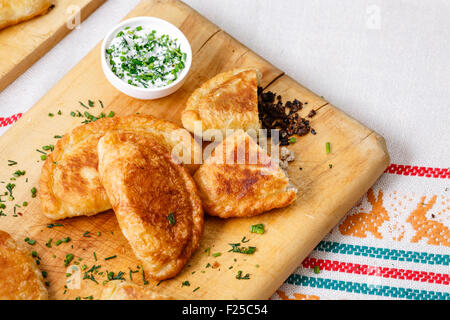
[315,241,449,266]
[286,274,450,300]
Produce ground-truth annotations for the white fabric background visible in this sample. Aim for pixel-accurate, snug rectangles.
[1,0,449,165]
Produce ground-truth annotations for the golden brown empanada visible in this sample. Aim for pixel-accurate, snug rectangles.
[194,130,297,218]
[181,68,261,139]
[0,230,48,300]
[101,281,173,300]
[97,132,203,280]
[39,115,201,220]
[0,0,52,30]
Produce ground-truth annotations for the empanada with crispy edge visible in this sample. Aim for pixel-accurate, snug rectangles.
[39,115,201,220]
[0,0,52,30]
[0,230,48,300]
[194,130,297,218]
[181,68,261,138]
[97,132,203,280]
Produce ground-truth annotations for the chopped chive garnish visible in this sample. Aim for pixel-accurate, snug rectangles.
[47,223,63,228]
[88,100,94,107]
[181,280,190,287]
[167,212,176,226]
[93,252,97,261]
[326,142,331,154]
[104,255,117,261]
[6,183,15,197]
[236,270,250,280]
[64,254,74,266]
[79,101,89,109]
[13,170,26,177]
[31,187,37,198]
[289,137,297,143]
[107,111,115,118]
[250,224,265,234]
[212,252,221,257]
[142,267,148,285]
[48,113,54,117]
[54,135,63,139]
[99,100,104,108]
[228,243,256,255]
[193,287,200,292]
[7,160,17,166]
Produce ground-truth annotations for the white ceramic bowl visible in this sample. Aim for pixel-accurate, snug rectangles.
[101,17,192,100]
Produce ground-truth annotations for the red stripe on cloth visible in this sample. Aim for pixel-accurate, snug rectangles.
[384,164,449,179]
[0,113,22,128]
[303,258,449,285]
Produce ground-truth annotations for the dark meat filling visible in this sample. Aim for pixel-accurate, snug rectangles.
[258,86,311,146]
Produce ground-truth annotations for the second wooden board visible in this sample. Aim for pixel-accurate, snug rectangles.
[0,0,105,92]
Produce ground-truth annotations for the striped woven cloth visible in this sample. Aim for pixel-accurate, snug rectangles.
[274,168,449,300]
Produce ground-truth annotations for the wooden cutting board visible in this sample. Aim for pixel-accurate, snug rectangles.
[0,0,389,300]
[0,0,105,92]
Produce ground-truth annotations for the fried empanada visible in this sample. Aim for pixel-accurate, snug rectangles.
[39,115,201,220]
[182,68,261,138]
[194,130,297,218]
[0,0,52,30]
[101,281,173,300]
[0,230,48,300]
[97,132,203,280]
